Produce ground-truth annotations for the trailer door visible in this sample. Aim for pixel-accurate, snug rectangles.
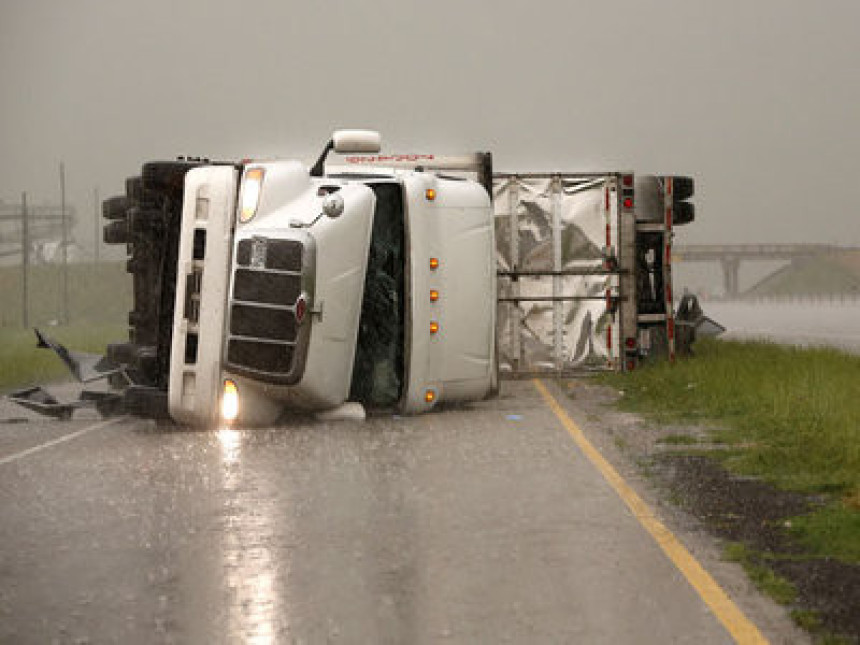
[494,173,623,375]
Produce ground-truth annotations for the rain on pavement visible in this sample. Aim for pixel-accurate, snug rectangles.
[0,380,740,644]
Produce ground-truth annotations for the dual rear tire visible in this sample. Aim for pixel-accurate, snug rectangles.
[102,161,203,398]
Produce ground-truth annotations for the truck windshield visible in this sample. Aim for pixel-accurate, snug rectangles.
[349,182,405,407]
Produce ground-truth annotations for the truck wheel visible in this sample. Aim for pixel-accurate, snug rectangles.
[126,176,144,202]
[103,174,171,389]
[672,176,694,201]
[104,160,203,405]
[102,196,130,220]
[143,160,202,194]
[122,385,170,420]
[103,220,131,245]
[673,201,695,226]
[128,206,164,235]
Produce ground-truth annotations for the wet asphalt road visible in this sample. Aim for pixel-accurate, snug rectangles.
[0,381,739,644]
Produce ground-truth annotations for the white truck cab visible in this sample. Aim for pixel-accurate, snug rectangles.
[167,131,496,426]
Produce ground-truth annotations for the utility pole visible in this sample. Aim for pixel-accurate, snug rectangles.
[21,192,29,328]
[60,162,69,323]
[93,186,100,264]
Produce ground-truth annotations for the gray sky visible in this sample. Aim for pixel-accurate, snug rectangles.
[2,0,859,248]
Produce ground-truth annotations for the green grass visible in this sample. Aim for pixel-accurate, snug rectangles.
[723,541,797,604]
[1,262,131,392]
[789,504,860,564]
[790,609,822,632]
[599,338,860,565]
[600,338,860,496]
[657,433,699,445]
[0,324,128,392]
[790,610,854,645]
[0,261,131,328]
[724,540,853,643]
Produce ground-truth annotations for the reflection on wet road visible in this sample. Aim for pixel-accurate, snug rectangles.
[1,381,744,643]
[219,426,283,644]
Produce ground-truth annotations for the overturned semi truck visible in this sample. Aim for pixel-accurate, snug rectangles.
[12,130,712,425]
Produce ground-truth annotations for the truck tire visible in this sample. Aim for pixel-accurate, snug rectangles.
[126,176,144,202]
[126,255,146,273]
[143,160,202,194]
[102,195,130,220]
[102,160,205,406]
[128,206,164,235]
[103,174,172,389]
[122,385,170,420]
[673,201,695,226]
[103,220,131,244]
[672,176,694,201]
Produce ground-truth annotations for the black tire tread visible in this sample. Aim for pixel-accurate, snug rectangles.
[102,195,130,220]
[672,176,694,201]
[673,201,695,226]
[103,220,130,245]
[103,161,206,402]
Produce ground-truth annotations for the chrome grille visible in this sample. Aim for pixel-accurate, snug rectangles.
[227,339,294,374]
[236,238,302,272]
[233,269,301,306]
[230,303,296,341]
[226,236,306,382]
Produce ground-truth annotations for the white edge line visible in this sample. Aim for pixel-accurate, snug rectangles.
[0,416,127,466]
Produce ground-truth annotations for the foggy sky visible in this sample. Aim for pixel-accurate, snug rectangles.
[2,0,859,251]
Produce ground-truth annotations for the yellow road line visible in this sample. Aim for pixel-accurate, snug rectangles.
[533,379,769,645]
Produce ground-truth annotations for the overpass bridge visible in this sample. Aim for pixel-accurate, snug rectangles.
[673,243,858,297]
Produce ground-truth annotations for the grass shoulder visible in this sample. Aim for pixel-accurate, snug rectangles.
[597,338,860,641]
[0,324,128,393]
[723,541,797,605]
[1,261,131,393]
[599,338,860,529]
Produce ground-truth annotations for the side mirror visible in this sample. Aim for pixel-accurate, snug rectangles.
[310,129,382,177]
[332,129,381,154]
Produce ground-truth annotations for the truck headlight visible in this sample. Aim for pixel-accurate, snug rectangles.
[239,167,264,223]
[221,379,239,422]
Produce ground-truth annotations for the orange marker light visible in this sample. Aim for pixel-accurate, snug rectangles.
[429,257,439,270]
[430,321,439,334]
[425,389,436,404]
[425,188,436,201]
[430,290,439,302]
